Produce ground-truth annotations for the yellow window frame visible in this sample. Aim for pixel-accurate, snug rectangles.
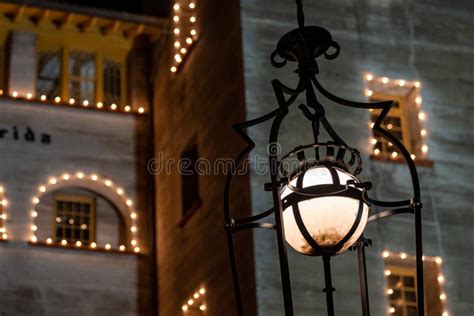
[53,193,96,244]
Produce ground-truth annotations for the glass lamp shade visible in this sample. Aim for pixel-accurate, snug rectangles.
[281,165,369,256]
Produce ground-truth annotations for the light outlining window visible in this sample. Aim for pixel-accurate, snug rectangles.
[0,185,8,240]
[170,0,198,73]
[364,74,429,162]
[181,286,207,313]
[29,172,140,253]
[382,251,449,316]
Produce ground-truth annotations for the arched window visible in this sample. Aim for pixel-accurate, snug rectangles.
[30,173,140,253]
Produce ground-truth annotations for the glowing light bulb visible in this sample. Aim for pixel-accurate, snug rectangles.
[374,148,380,155]
[174,41,181,48]
[39,185,46,192]
[131,240,137,246]
[398,80,405,87]
[387,289,394,295]
[91,174,98,181]
[32,197,40,204]
[82,100,89,107]
[173,16,179,22]
[31,235,38,242]
[97,102,103,108]
[105,180,112,187]
[116,188,124,195]
[416,96,422,105]
[130,226,137,232]
[186,37,193,44]
[189,2,195,8]
[76,172,84,179]
[190,16,196,23]
[26,93,33,99]
[385,270,392,276]
[124,105,131,112]
[440,293,446,300]
[411,154,416,160]
[119,245,125,251]
[49,178,57,184]
[175,54,182,63]
[370,138,377,145]
[438,275,445,284]
[190,29,197,36]
[134,247,140,253]
[382,77,389,84]
[182,305,188,311]
[173,4,180,10]
[389,307,395,313]
[420,129,427,136]
[138,107,145,114]
[199,305,206,311]
[110,104,117,110]
[391,152,398,158]
[421,145,429,153]
[187,299,194,305]
[382,251,390,258]
[105,244,111,250]
[174,28,180,35]
[61,239,67,245]
[75,241,82,247]
[415,81,421,88]
[91,242,97,248]
[180,48,187,54]
[54,96,61,103]
[170,66,177,73]
[435,257,443,264]
[193,293,200,299]
[69,98,75,105]
[1,233,6,239]
[418,112,426,120]
[365,74,373,81]
[199,288,206,295]
[31,210,38,217]
[365,89,373,97]
[1,200,7,207]
[400,252,407,259]
[0,213,6,219]
[442,312,449,316]
[12,91,18,98]
[62,173,70,180]
[126,199,133,206]
[40,95,47,101]
[31,225,38,231]
[130,212,137,219]
[46,238,52,244]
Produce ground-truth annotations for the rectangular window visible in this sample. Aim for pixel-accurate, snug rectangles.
[54,194,95,245]
[365,75,430,164]
[384,253,446,316]
[68,50,95,103]
[103,58,122,107]
[180,142,201,219]
[36,50,61,98]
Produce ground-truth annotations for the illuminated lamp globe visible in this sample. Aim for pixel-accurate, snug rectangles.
[281,165,369,256]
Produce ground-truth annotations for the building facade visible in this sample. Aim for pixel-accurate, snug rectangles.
[0,1,163,314]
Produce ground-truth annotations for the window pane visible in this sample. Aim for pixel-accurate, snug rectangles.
[69,51,95,102]
[103,59,122,106]
[37,50,61,98]
[55,196,94,244]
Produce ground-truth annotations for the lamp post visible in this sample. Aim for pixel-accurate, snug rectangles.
[224,1,424,316]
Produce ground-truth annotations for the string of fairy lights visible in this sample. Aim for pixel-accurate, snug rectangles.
[382,251,449,316]
[364,74,428,161]
[182,286,207,313]
[0,185,8,240]
[170,0,198,73]
[0,89,145,114]
[29,172,140,253]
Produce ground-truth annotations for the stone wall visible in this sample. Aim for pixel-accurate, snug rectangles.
[152,0,257,315]
[241,0,474,315]
[0,98,152,315]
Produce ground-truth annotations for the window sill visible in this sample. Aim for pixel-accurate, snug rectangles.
[370,155,434,167]
[178,199,203,228]
[29,241,141,255]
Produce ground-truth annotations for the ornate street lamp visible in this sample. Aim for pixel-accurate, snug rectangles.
[224,1,425,315]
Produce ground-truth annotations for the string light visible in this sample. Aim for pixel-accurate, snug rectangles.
[0,186,8,240]
[30,173,140,252]
[171,0,198,73]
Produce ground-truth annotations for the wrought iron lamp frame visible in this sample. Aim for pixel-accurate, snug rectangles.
[224,1,424,315]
